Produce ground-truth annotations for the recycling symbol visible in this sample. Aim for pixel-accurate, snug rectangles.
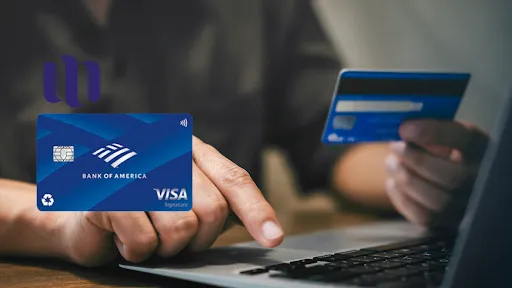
[41,194,54,207]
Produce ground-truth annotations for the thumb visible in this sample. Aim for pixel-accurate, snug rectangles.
[399,119,488,159]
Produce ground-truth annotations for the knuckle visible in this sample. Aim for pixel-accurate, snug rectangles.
[132,232,158,249]
[200,200,229,225]
[155,213,198,257]
[406,150,424,167]
[194,147,209,162]
[463,122,479,132]
[245,200,272,220]
[396,170,412,187]
[194,144,219,162]
[174,214,199,237]
[157,213,199,239]
[220,164,253,188]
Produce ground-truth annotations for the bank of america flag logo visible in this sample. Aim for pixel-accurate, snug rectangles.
[92,143,137,168]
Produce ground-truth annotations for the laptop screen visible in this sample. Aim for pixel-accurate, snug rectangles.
[443,88,512,288]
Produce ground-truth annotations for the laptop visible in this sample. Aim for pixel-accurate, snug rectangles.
[120,90,512,287]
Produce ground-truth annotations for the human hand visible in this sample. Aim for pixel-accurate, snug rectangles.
[58,136,283,267]
[385,119,489,228]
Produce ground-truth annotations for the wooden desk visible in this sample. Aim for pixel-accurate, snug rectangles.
[0,211,374,288]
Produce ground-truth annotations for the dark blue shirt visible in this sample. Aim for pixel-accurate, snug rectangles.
[0,0,344,194]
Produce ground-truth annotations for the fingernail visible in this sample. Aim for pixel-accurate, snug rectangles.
[390,142,406,154]
[401,123,419,138]
[261,221,283,240]
[385,155,399,173]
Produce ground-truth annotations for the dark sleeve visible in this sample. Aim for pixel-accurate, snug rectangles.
[264,0,348,193]
[0,0,45,183]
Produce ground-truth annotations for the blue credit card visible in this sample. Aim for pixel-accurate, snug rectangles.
[322,70,471,144]
[36,113,193,212]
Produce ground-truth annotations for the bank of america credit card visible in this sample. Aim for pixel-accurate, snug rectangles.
[37,114,193,211]
[322,70,471,144]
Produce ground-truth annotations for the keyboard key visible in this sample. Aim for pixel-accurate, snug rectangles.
[289,258,316,265]
[389,248,420,255]
[270,264,339,279]
[332,250,375,260]
[361,238,435,252]
[239,268,268,275]
[408,252,448,261]
[265,263,300,272]
[419,260,448,269]
[312,254,334,261]
[314,250,375,263]
[387,256,423,265]
[279,236,454,285]
[366,261,405,269]
[372,251,407,258]
[345,265,382,274]
[329,259,365,267]
[351,255,385,263]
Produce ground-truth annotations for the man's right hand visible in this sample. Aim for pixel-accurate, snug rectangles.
[385,120,489,228]
[56,136,283,267]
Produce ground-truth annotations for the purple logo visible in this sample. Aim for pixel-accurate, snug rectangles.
[43,55,101,108]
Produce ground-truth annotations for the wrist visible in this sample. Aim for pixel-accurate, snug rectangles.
[0,178,71,260]
[13,206,72,260]
[331,144,393,209]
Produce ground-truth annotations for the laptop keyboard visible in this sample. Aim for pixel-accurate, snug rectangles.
[239,236,454,287]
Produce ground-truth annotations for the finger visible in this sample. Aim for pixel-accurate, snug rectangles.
[386,178,430,226]
[148,211,198,258]
[192,137,283,248]
[385,155,449,212]
[389,142,473,190]
[85,212,158,263]
[399,119,488,160]
[187,162,229,251]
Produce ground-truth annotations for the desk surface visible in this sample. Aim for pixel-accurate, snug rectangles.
[0,211,374,288]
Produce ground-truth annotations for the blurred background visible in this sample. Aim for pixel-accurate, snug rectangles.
[266,0,512,219]
[1,0,511,218]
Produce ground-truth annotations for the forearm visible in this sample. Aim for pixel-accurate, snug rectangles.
[332,143,393,209]
[0,178,67,259]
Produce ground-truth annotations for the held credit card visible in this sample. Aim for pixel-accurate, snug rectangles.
[37,114,193,212]
[322,70,471,144]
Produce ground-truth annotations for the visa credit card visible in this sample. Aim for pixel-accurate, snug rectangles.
[36,114,193,212]
[322,70,471,144]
